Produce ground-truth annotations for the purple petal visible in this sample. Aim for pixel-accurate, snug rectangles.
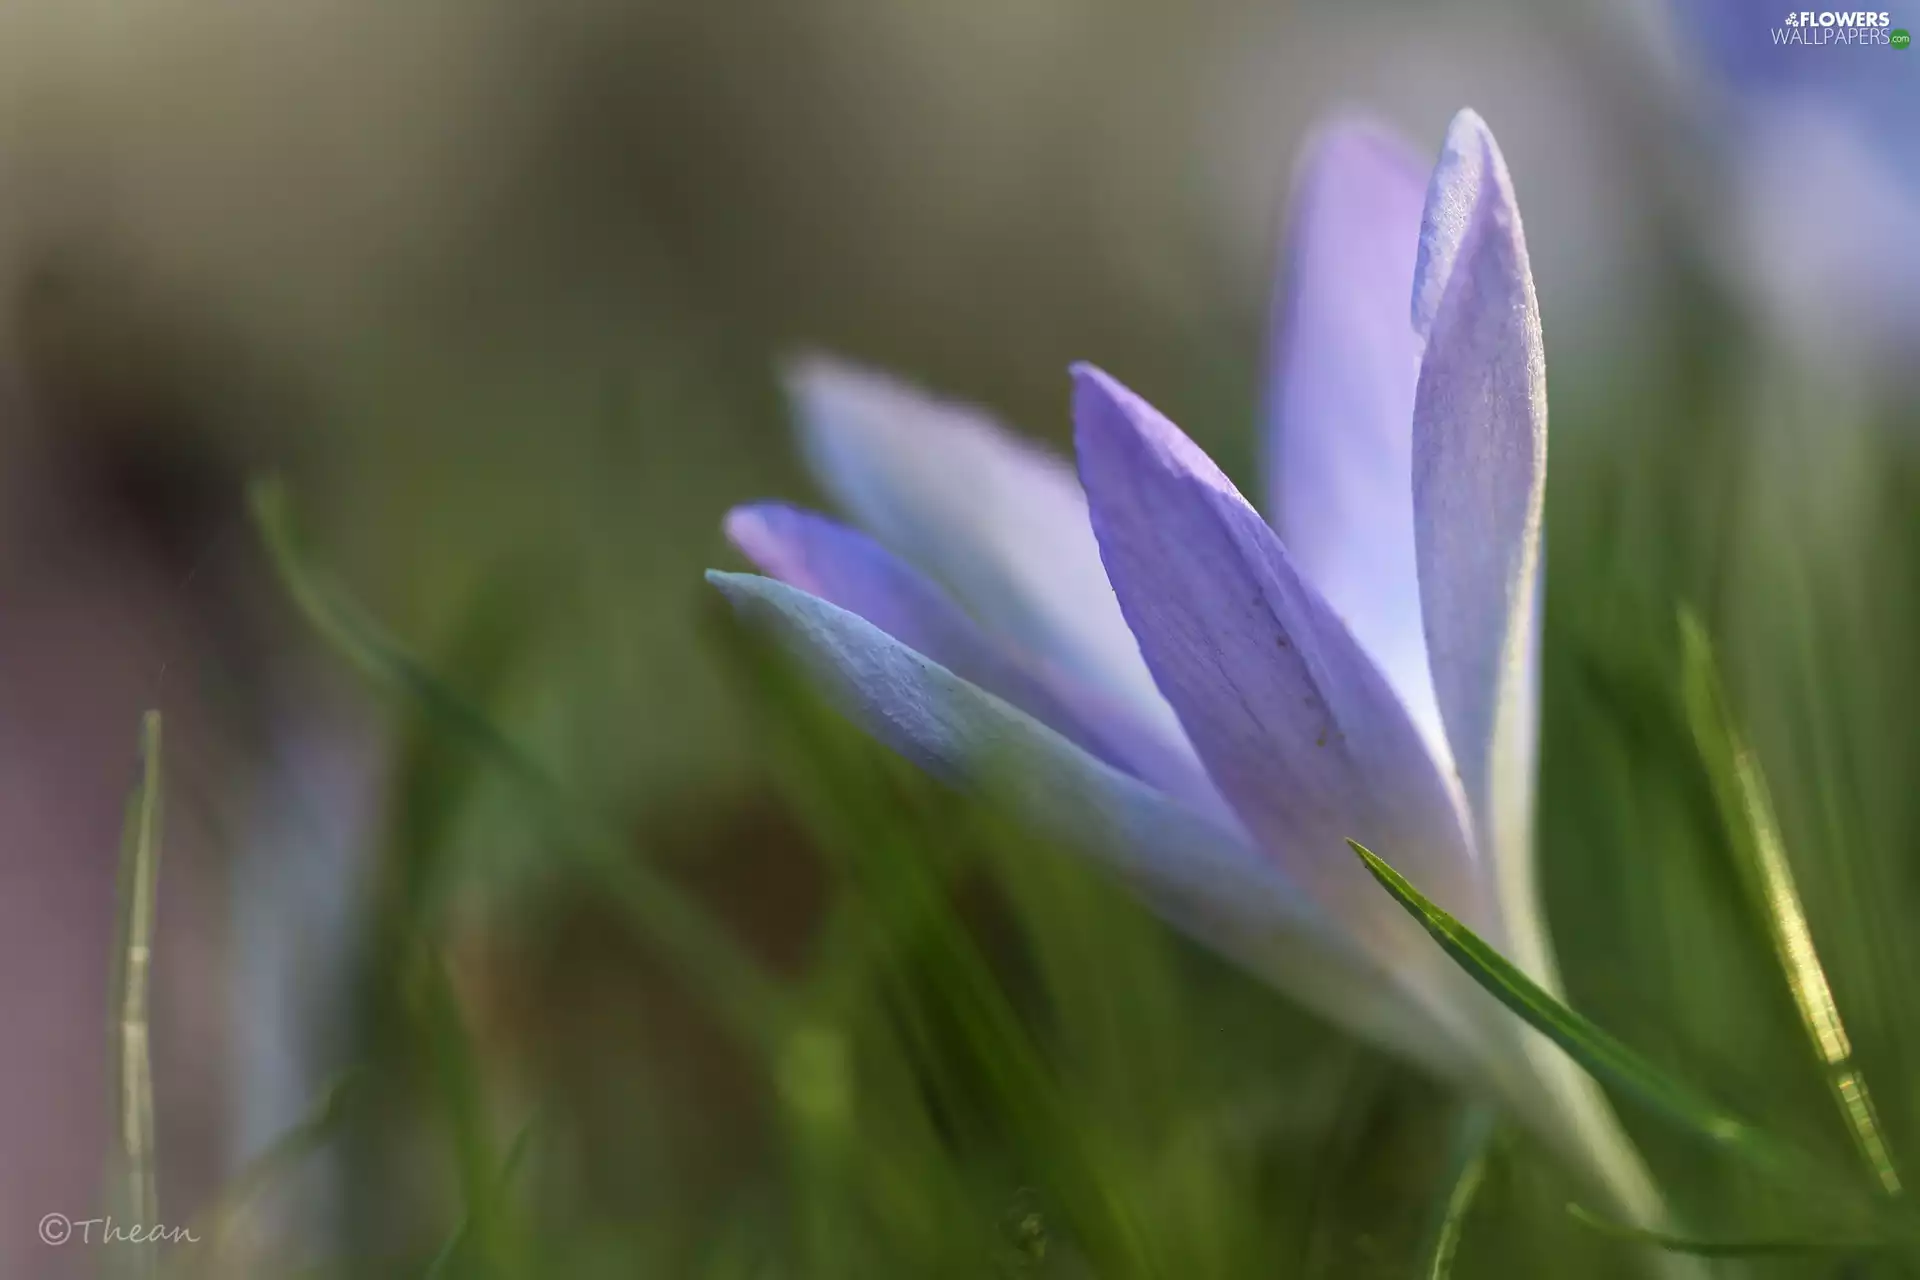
[784,356,1185,749]
[1072,364,1492,974]
[1266,119,1445,758]
[707,568,1474,1078]
[1411,112,1494,342]
[1409,110,1547,938]
[708,568,1657,1217]
[724,501,1218,807]
[1410,113,1677,1240]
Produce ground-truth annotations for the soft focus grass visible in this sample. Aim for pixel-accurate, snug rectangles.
[94,262,1920,1275]
[228,484,1650,1278]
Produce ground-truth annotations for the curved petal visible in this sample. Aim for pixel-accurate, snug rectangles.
[1071,365,1491,985]
[1409,112,1669,1239]
[708,568,1473,1079]
[724,502,1218,808]
[1266,119,1447,759]
[783,356,1187,750]
[1409,110,1547,945]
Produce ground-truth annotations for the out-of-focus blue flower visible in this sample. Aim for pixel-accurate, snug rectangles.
[709,110,1661,1221]
[1670,0,1920,357]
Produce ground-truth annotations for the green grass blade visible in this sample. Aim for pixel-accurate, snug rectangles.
[250,477,787,1049]
[421,1112,541,1280]
[109,711,164,1280]
[1678,610,1901,1195]
[422,956,517,1278]
[1420,1107,1495,1280]
[728,634,1162,1276]
[1565,1202,1884,1259]
[1347,839,1783,1166]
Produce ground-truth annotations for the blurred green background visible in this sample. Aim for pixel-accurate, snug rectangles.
[0,0,1914,1276]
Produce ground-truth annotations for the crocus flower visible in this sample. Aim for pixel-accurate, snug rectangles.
[709,109,1662,1224]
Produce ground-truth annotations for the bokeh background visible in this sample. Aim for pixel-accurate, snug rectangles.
[0,0,1915,1275]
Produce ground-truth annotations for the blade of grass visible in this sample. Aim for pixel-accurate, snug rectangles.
[420,951,519,1279]
[250,478,787,1050]
[1420,1107,1496,1280]
[1348,839,1796,1175]
[421,1112,541,1280]
[1679,610,1901,1195]
[109,711,164,1280]
[728,631,1160,1277]
[830,800,1157,1276]
[379,569,550,925]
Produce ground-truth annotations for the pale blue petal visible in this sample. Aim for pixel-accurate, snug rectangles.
[784,356,1187,752]
[1266,119,1447,760]
[1409,113,1670,1238]
[708,568,1474,1079]
[724,501,1220,809]
[1072,365,1492,972]
[1409,110,1547,941]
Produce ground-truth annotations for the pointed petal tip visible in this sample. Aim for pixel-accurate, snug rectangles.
[1069,361,1157,441]
[1072,363,1242,510]
[705,566,750,595]
[1066,359,1115,397]
[1433,110,1498,184]
[720,501,770,551]
[1282,118,1432,255]
[1294,113,1430,185]
[777,348,864,394]
[1444,106,1492,142]
[1068,361,1132,449]
[721,500,807,571]
[779,352,948,453]
[706,567,812,628]
[779,352,898,435]
[1412,108,1520,340]
[1069,362,1163,455]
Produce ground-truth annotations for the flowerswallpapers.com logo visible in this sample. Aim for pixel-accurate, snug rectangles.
[1774,10,1906,44]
